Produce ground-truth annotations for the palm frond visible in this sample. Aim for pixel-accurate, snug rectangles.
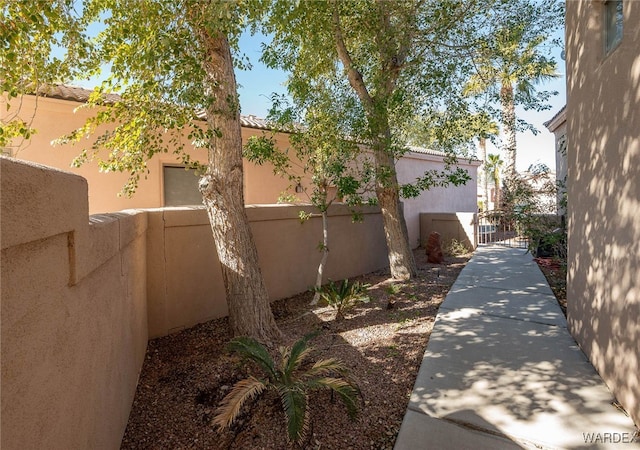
[304,357,349,378]
[227,336,277,380]
[281,333,314,375]
[307,377,361,420]
[212,376,267,431]
[277,384,310,444]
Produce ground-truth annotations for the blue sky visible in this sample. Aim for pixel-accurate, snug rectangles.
[235,30,566,173]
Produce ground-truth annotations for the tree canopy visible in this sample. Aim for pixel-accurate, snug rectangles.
[261,0,494,279]
[3,0,282,341]
[2,0,563,336]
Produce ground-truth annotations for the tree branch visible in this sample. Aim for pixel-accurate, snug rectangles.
[330,0,375,115]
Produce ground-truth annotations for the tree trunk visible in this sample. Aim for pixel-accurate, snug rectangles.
[493,170,501,210]
[311,209,329,305]
[331,3,416,280]
[196,30,280,342]
[500,82,517,182]
[479,137,488,211]
[374,144,417,280]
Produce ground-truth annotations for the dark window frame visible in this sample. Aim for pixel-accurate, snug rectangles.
[162,164,203,207]
[604,0,624,55]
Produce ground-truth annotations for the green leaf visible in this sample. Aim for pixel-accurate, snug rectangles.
[227,336,278,380]
[276,384,309,444]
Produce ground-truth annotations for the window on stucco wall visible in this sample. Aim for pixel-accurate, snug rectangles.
[163,165,202,206]
[604,0,623,54]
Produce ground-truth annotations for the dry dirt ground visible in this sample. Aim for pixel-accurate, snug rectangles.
[534,256,567,316]
[121,249,471,450]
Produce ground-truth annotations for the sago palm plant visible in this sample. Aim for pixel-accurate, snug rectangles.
[212,333,361,445]
[315,279,370,320]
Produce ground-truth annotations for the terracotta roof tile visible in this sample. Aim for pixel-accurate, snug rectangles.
[35,84,272,130]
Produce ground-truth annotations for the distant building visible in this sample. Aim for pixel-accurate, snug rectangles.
[544,106,567,216]
[3,85,479,249]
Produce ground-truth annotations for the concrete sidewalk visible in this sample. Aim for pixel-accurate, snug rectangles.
[395,245,638,450]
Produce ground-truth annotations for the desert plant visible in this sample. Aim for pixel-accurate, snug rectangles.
[315,279,370,320]
[212,334,361,445]
[385,283,402,296]
[501,164,565,258]
[384,283,402,310]
[444,239,471,256]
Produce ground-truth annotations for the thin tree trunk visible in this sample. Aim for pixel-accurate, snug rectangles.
[494,170,501,210]
[195,30,280,342]
[331,2,416,280]
[311,209,329,305]
[479,137,488,211]
[500,82,517,182]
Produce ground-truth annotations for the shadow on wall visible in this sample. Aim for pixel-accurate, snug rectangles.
[419,212,476,251]
[0,157,390,450]
[566,1,640,426]
[146,203,389,337]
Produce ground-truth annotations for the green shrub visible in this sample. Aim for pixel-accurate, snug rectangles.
[315,279,370,320]
[212,334,360,445]
[385,283,402,296]
[444,239,470,256]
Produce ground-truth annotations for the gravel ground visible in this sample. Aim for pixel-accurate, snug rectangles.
[121,249,470,449]
[534,256,567,316]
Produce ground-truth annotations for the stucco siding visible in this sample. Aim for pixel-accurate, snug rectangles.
[397,152,479,248]
[1,156,391,447]
[566,0,640,426]
[1,157,149,450]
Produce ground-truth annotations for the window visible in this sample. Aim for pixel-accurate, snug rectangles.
[604,0,623,54]
[163,166,202,206]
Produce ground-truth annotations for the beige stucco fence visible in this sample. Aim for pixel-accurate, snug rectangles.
[419,212,476,251]
[0,157,388,449]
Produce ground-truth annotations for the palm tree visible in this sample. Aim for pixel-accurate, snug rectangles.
[475,116,499,211]
[465,18,558,182]
[485,153,504,210]
[212,334,360,445]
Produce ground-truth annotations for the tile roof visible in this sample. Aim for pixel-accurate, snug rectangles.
[543,105,566,131]
[35,84,272,130]
[405,146,481,164]
[405,145,448,157]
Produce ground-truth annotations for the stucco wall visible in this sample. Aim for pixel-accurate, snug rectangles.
[3,94,297,213]
[419,213,476,251]
[1,156,391,447]
[566,0,640,426]
[1,157,149,450]
[146,203,388,338]
[396,152,479,248]
[5,94,478,236]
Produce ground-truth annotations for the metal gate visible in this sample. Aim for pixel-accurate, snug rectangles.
[477,210,529,248]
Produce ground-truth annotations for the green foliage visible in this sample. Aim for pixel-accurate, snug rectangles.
[444,239,471,256]
[405,108,498,157]
[213,334,361,445]
[500,164,564,257]
[261,0,486,209]
[485,153,504,206]
[315,279,370,320]
[385,283,402,297]
[400,165,472,199]
[463,0,562,178]
[5,0,271,195]
[464,0,562,108]
[1,0,92,146]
